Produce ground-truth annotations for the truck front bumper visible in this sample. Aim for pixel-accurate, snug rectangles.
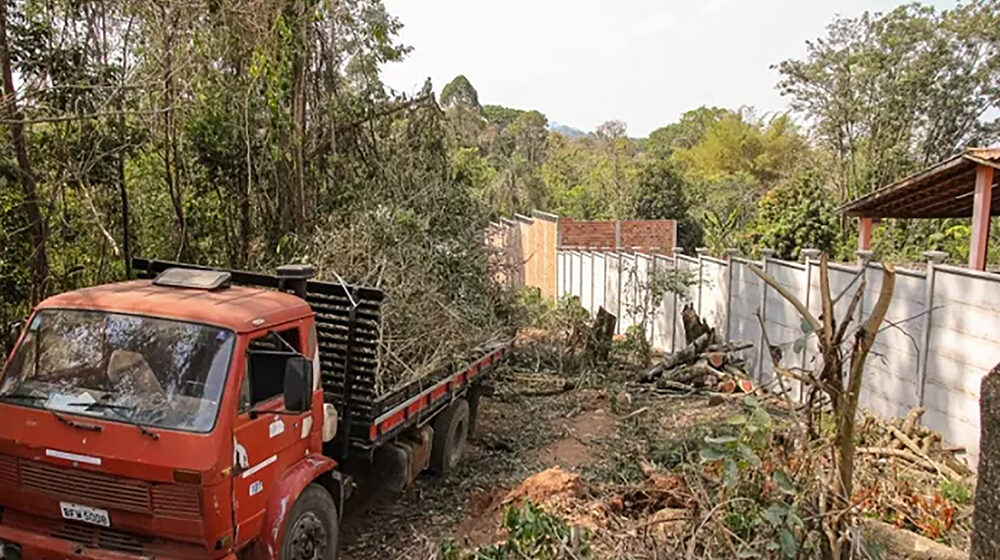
[0,523,235,560]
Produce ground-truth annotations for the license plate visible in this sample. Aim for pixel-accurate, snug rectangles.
[60,502,110,527]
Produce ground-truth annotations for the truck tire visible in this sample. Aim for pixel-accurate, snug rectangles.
[467,384,482,435]
[430,398,470,474]
[281,484,339,560]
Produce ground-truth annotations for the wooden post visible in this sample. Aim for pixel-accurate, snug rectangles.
[723,248,739,342]
[969,164,994,271]
[756,249,776,380]
[858,217,874,252]
[918,250,947,407]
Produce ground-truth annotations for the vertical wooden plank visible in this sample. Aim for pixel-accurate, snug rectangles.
[858,217,873,252]
[969,164,994,271]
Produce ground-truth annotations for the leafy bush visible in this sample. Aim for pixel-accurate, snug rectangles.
[442,500,590,560]
[698,396,808,559]
[938,478,972,506]
[612,324,651,368]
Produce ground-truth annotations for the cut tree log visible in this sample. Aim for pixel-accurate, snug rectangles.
[863,519,966,560]
[887,425,961,480]
[704,351,726,369]
[642,332,712,381]
[662,359,719,387]
[901,407,925,435]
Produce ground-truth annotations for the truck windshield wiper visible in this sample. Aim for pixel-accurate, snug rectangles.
[0,392,46,402]
[0,393,104,432]
[68,402,160,441]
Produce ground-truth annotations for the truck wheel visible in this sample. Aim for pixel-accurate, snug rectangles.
[281,484,339,560]
[467,384,482,435]
[430,398,470,474]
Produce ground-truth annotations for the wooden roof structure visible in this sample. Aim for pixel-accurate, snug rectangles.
[838,148,1000,218]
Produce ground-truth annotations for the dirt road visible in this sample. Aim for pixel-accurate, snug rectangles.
[339,374,727,559]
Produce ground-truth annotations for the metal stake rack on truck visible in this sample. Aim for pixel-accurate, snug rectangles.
[0,259,508,560]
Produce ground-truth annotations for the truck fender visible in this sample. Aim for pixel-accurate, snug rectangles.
[257,453,338,560]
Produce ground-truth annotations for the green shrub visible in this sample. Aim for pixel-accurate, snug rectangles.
[442,500,590,560]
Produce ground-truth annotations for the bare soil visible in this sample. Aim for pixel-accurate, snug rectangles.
[338,373,730,559]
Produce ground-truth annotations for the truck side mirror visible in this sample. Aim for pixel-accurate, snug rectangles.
[283,356,313,413]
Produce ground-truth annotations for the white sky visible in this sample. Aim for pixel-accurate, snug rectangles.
[380,0,956,137]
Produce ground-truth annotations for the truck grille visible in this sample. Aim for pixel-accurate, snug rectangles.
[5,510,154,556]
[0,455,201,519]
[151,484,202,518]
[0,456,17,487]
[21,460,151,512]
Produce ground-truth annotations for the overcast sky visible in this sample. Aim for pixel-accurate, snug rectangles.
[380,0,955,137]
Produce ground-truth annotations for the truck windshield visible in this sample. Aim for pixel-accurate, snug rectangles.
[0,309,235,433]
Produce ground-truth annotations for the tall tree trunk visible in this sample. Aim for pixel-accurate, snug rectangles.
[972,363,1000,560]
[118,134,131,277]
[290,0,309,233]
[0,0,49,303]
[159,10,186,259]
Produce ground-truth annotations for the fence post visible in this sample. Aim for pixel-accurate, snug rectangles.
[650,247,661,345]
[557,250,563,297]
[856,250,874,325]
[603,249,609,314]
[616,249,624,335]
[756,249,776,380]
[566,247,573,302]
[724,248,739,342]
[800,249,821,375]
[800,249,822,403]
[672,248,685,352]
[696,247,710,317]
[580,247,597,315]
[919,250,947,407]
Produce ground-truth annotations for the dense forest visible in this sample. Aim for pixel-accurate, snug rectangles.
[1,0,999,343]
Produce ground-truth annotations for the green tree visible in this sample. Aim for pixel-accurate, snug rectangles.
[646,106,730,157]
[671,110,812,215]
[776,1,1000,202]
[482,104,526,131]
[630,160,702,250]
[440,74,481,110]
[749,172,840,259]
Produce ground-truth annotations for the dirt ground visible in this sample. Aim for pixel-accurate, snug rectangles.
[338,372,735,560]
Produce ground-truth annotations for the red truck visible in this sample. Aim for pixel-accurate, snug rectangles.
[0,260,506,560]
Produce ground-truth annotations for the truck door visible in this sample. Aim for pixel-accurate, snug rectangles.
[231,325,313,549]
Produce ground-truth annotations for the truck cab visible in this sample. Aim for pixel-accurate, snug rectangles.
[0,268,342,560]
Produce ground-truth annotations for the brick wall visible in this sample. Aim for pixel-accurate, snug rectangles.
[558,219,617,249]
[620,220,676,253]
[559,217,676,254]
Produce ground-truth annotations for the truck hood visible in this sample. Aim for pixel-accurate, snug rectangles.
[0,402,226,480]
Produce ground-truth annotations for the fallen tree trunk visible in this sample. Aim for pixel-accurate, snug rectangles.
[642,333,712,381]
[863,520,966,560]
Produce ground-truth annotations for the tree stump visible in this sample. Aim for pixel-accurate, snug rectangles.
[681,304,710,345]
[972,362,1000,559]
[585,306,616,364]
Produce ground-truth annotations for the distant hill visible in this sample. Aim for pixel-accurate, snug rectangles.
[549,122,587,138]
